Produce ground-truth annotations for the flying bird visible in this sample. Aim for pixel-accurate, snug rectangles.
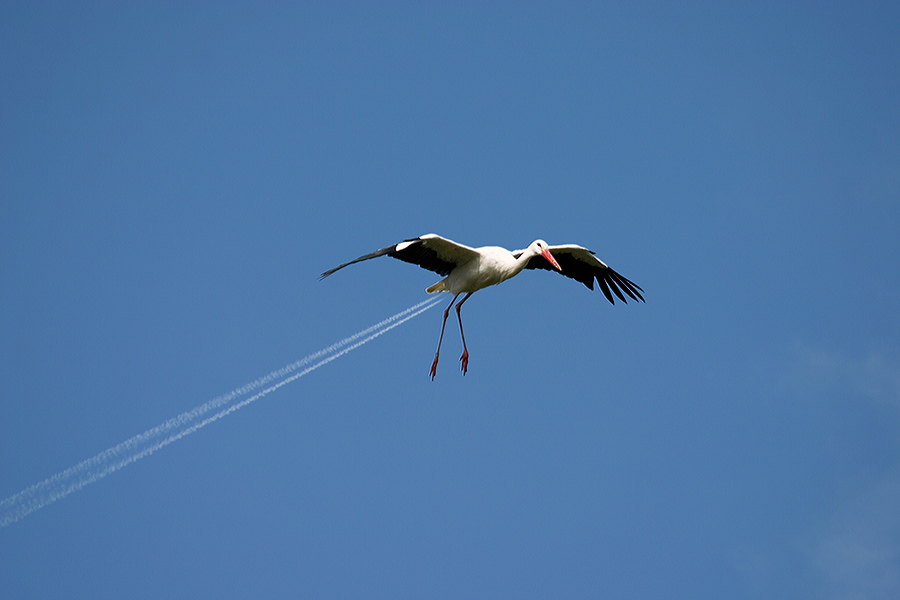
[320,234,644,379]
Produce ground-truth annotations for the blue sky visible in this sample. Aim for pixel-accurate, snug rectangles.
[2,2,898,598]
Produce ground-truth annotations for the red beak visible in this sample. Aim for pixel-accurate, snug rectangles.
[541,248,562,271]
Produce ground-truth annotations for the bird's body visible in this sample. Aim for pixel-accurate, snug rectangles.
[320,234,643,378]
[426,244,532,295]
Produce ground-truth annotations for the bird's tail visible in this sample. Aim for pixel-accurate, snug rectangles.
[426,280,447,294]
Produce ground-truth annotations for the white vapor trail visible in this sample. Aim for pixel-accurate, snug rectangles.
[1,297,443,528]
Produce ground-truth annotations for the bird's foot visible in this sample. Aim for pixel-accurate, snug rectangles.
[460,350,468,376]
[430,353,439,380]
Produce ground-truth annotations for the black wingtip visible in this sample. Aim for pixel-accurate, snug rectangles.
[610,280,628,303]
[597,277,615,304]
[595,269,646,305]
[614,272,645,303]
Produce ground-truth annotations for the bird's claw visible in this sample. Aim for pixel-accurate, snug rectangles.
[460,350,468,376]
[430,353,439,380]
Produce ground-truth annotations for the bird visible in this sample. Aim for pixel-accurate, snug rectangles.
[320,233,644,379]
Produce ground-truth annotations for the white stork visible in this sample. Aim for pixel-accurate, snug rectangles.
[320,234,644,379]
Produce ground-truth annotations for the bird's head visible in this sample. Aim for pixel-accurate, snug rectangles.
[532,240,562,271]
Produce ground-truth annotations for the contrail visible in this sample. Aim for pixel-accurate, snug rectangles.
[1,297,443,528]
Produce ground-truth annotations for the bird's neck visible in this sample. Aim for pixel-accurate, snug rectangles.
[510,248,539,274]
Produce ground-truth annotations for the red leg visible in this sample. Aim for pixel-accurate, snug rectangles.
[456,292,473,375]
[431,295,458,380]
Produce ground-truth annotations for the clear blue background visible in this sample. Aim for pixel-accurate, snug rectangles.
[2,2,898,598]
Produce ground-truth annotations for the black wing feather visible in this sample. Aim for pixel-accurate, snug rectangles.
[319,235,464,279]
[609,270,645,302]
[319,243,401,279]
[390,240,457,276]
[597,276,616,304]
[521,246,645,305]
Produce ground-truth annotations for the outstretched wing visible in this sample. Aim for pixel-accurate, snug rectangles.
[319,234,481,279]
[515,244,645,305]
